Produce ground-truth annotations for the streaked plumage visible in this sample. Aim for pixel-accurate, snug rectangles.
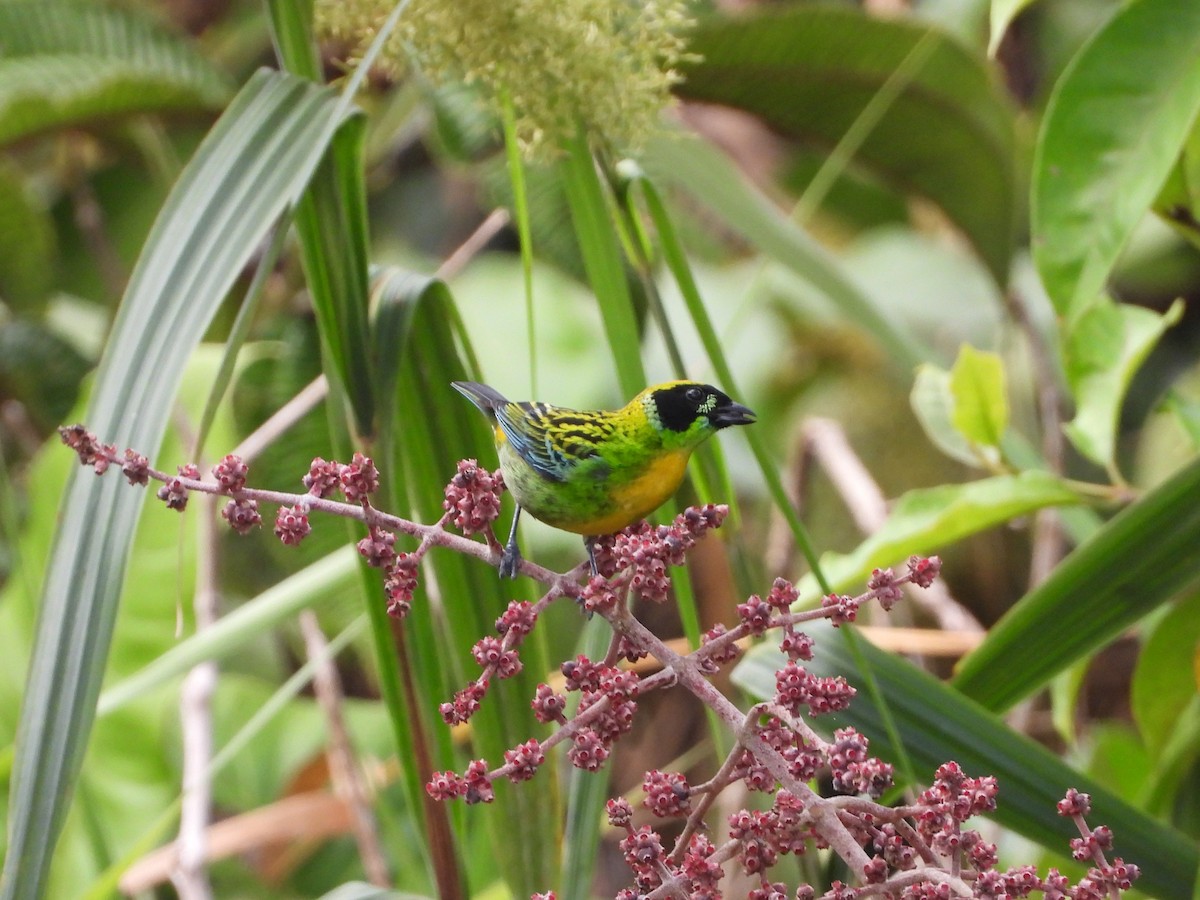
[453,380,755,577]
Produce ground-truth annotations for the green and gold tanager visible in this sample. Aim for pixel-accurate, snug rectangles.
[452,380,755,577]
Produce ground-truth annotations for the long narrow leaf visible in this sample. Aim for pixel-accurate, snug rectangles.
[954,455,1200,710]
[374,270,560,895]
[267,0,379,441]
[560,134,647,398]
[96,547,358,717]
[293,117,377,438]
[0,70,350,900]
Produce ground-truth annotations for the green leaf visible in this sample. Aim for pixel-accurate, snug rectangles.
[911,364,984,467]
[732,625,1199,900]
[677,6,1017,283]
[269,0,377,441]
[0,0,231,145]
[1083,723,1153,806]
[371,272,471,894]
[1032,0,1200,321]
[954,454,1200,711]
[264,0,320,82]
[1062,295,1183,471]
[1138,694,1200,818]
[949,344,1008,452]
[1133,593,1200,758]
[83,620,372,899]
[560,134,646,398]
[292,116,377,439]
[96,548,359,717]
[620,163,829,582]
[372,269,559,895]
[794,471,1080,602]
[0,70,349,900]
[912,345,1009,469]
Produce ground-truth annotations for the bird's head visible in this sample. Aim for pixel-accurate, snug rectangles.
[639,381,756,447]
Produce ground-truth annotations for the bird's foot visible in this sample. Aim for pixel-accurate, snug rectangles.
[499,543,522,579]
[498,508,523,579]
[584,536,600,579]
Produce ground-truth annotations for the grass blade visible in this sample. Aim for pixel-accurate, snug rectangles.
[954,455,1200,710]
[0,70,349,899]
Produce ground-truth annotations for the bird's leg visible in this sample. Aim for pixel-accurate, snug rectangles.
[584,536,599,578]
[499,506,523,579]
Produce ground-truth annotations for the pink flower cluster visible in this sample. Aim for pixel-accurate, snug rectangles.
[591,504,728,601]
[442,459,504,535]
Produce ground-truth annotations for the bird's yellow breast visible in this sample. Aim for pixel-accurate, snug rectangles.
[578,448,691,535]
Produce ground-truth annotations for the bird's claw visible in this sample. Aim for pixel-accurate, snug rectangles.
[499,544,522,579]
[585,536,600,579]
[498,507,523,579]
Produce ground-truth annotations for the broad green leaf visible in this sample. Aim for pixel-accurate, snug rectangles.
[949,344,1007,453]
[204,670,386,816]
[795,472,1080,602]
[988,0,1039,56]
[1062,295,1183,471]
[1132,593,1200,758]
[677,6,1017,283]
[1032,0,1200,321]
[954,454,1200,711]
[84,620,373,899]
[911,364,984,467]
[0,0,231,145]
[732,625,1198,900]
[0,71,350,900]
[1081,724,1153,807]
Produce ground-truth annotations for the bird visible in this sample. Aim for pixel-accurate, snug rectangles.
[452,380,756,578]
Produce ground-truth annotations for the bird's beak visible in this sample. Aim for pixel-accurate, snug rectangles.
[712,403,756,428]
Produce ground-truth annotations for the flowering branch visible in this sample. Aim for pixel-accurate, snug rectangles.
[61,425,1143,900]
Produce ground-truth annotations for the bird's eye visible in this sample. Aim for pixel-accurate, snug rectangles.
[685,386,704,404]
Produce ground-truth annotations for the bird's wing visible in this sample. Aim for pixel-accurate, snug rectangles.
[494,401,613,483]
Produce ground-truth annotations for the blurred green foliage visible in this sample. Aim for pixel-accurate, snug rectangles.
[0,0,1198,897]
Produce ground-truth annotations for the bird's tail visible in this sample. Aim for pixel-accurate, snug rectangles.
[451,381,509,417]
